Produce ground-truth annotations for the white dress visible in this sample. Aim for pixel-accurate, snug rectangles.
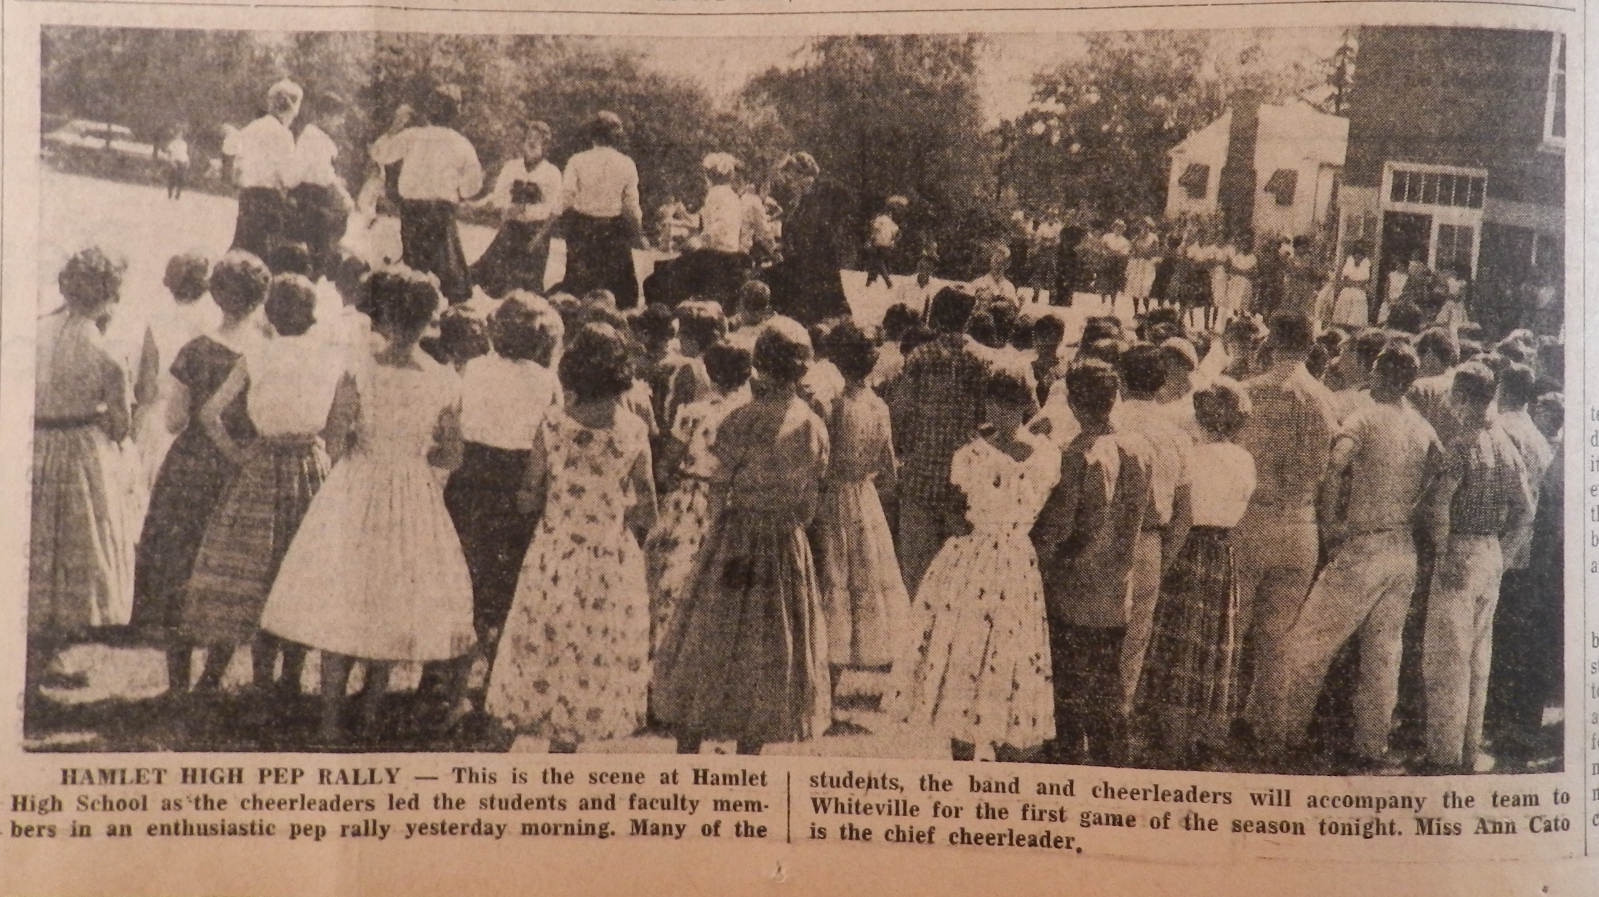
[899,435,1060,749]
[1331,256,1371,327]
[259,354,475,661]
[486,410,653,743]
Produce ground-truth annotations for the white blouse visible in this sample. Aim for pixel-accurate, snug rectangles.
[1186,440,1256,528]
[370,126,483,202]
[244,336,347,436]
[458,353,561,450]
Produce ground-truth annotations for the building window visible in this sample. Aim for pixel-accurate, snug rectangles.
[1346,212,1378,243]
[1544,32,1566,147]
[1436,223,1475,275]
[1263,168,1298,206]
[1179,163,1210,199]
[1389,168,1485,209]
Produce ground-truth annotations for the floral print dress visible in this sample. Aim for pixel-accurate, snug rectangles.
[486,410,653,744]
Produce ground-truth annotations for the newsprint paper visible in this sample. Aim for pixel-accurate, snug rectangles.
[0,0,1594,892]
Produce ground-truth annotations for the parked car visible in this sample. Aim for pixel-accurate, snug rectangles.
[42,119,162,179]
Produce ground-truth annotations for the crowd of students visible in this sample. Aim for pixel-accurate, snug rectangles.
[27,81,1564,773]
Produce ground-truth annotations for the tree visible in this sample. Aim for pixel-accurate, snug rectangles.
[1001,30,1321,223]
[745,35,998,276]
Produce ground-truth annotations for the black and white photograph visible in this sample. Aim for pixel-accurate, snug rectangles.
[24,23,1567,780]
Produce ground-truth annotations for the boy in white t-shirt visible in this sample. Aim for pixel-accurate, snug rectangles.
[864,196,906,289]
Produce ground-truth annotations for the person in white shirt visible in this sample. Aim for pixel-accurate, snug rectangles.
[655,152,752,314]
[468,121,563,298]
[552,111,646,308]
[968,243,1018,310]
[287,91,354,281]
[1098,219,1132,305]
[1330,241,1373,329]
[863,196,905,289]
[736,171,776,264]
[160,128,190,200]
[224,79,301,258]
[369,85,483,305]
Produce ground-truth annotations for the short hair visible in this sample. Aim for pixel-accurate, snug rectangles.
[1386,301,1425,334]
[264,273,318,337]
[590,111,626,146]
[989,303,1018,343]
[1266,313,1315,355]
[899,323,936,356]
[583,289,617,311]
[985,369,1034,408]
[1498,362,1538,408]
[1117,343,1168,397]
[1494,337,1533,365]
[1350,328,1389,367]
[1451,361,1497,408]
[881,303,919,341]
[1530,392,1564,438]
[737,280,771,313]
[1416,327,1460,366]
[1066,360,1120,419]
[1032,314,1066,345]
[491,292,563,364]
[560,323,635,402]
[675,301,727,350]
[431,307,489,365]
[703,342,752,393]
[366,265,441,337]
[827,320,879,383]
[59,247,127,315]
[1194,376,1251,439]
[1372,343,1421,394]
[208,250,272,320]
[928,287,975,332]
[524,120,552,144]
[631,302,677,346]
[264,241,312,277]
[163,252,210,302]
[1079,337,1122,366]
[780,152,820,179]
[266,79,303,116]
[752,318,813,386]
[1081,316,1124,346]
[965,310,998,347]
[424,85,462,127]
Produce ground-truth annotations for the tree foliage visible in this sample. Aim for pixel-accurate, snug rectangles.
[1000,30,1322,222]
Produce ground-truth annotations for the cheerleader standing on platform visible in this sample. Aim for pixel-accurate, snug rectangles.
[811,322,907,700]
[486,323,658,751]
[258,267,475,741]
[898,370,1060,761]
[28,249,139,706]
[644,341,753,651]
[132,251,270,695]
[179,275,354,697]
[652,320,832,755]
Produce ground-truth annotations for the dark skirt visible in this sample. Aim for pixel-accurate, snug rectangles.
[180,436,329,646]
[443,442,537,639]
[1173,258,1212,308]
[231,187,288,260]
[1097,255,1129,295]
[287,183,348,280]
[561,211,640,308]
[1052,248,1082,306]
[470,219,551,299]
[766,258,849,326]
[644,249,751,315]
[399,199,472,304]
[650,507,830,744]
[1133,526,1238,761]
[130,428,239,640]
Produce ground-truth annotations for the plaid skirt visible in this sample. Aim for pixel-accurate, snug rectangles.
[29,425,137,637]
[1133,526,1239,757]
[180,436,328,645]
[399,199,472,304]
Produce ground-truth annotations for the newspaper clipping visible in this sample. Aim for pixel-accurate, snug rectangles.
[0,0,1591,892]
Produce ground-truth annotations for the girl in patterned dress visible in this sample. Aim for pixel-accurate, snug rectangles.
[898,370,1060,761]
[132,251,270,694]
[258,267,476,741]
[179,275,354,698]
[811,321,908,701]
[28,249,140,707]
[644,341,751,651]
[485,323,658,750]
[652,320,832,755]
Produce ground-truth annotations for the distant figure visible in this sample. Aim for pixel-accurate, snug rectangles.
[224,80,301,258]
[768,152,851,325]
[370,86,483,304]
[159,127,190,200]
[863,196,906,289]
[554,111,646,308]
